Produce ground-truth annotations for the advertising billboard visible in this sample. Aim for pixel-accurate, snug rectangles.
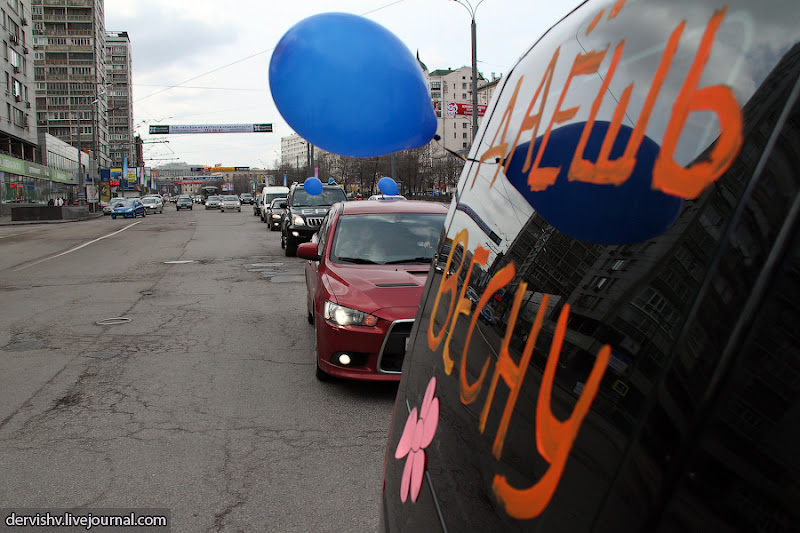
[149,124,273,134]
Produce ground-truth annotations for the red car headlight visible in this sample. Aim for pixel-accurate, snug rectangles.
[324,301,378,327]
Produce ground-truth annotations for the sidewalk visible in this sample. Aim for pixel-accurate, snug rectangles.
[0,212,104,226]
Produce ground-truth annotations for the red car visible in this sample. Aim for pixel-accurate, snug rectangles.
[297,200,448,382]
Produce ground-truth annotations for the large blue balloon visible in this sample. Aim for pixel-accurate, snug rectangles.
[303,177,323,196]
[377,177,399,196]
[269,13,437,157]
[505,121,683,245]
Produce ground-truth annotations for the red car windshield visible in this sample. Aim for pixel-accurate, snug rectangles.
[331,213,445,265]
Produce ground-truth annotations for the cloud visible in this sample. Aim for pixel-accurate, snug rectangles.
[109,13,236,75]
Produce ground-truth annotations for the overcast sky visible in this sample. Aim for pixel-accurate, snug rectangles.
[105,0,585,169]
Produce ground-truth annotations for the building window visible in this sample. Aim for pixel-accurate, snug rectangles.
[12,107,25,127]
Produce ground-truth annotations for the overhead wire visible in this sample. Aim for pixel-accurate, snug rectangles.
[134,85,265,92]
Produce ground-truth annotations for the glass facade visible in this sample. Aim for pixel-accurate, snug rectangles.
[1,173,76,206]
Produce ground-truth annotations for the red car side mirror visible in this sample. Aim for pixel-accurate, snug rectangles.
[297,242,320,261]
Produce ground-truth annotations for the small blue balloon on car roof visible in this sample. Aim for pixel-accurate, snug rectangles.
[304,177,323,196]
[377,177,400,196]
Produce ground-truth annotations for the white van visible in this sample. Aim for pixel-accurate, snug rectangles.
[258,186,289,222]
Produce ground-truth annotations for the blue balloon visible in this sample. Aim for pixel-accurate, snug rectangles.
[505,121,683,245]
[269,13,437,157]
[377,177,399,196]
[304,177,323,196]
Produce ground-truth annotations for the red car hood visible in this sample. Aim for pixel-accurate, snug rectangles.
[325,263,431,315]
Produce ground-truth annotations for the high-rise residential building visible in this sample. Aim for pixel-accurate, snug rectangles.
[105,30,133,168]
[1,0,37,160]
[31,0,110,168]
[281,133,312,169]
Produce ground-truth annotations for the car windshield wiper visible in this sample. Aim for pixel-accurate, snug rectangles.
[384,257,433,265]
[336,257,379,264]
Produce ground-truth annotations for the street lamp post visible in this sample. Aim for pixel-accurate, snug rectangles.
[450,0,486,144]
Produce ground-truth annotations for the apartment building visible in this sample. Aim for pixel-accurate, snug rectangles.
[105,30,133,168]
[422,56,499,156]
[281,133,312,169]
[1,0,36,159]
[31,0,110,168]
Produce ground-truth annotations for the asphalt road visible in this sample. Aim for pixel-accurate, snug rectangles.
[0,203,398,532]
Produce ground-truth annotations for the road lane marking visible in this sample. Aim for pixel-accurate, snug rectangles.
[11,221,142,272]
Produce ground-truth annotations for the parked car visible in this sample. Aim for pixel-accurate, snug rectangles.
[140,196,164,214]
[266,197,286,231]
[281,181,347,256]
[464,286,479,309]
[102,197,126,215]
[368,194,406,201]
[253,194,263,217]
[297,200,447,382]
[175,195,193,210]
[478,305,498,325]
[379,1,800,532]
[204,195,222,209]
[110,198,145,219]
[220,195,241,212]
[239,193,255,204]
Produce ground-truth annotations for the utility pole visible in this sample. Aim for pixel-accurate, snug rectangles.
[450,0,486,145]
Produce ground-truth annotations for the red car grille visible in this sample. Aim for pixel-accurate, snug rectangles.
[378,320,414,373]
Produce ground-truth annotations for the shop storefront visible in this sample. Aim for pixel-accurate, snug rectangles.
[0,154,74,216]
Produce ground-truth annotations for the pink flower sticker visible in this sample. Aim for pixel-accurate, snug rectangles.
[394,376,439,503]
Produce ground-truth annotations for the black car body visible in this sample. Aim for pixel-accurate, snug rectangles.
[240,193,254,205]
[281,183,347,256]
[381,0,800,532]
[267,197,286,231]
[175,195,193,210]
